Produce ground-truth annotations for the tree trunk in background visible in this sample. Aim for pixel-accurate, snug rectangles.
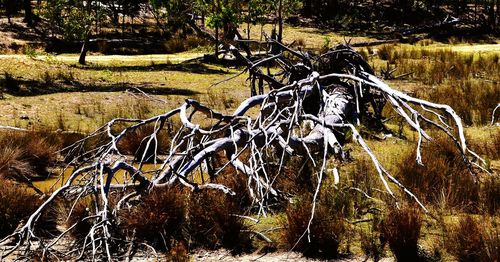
[278,0,283,43]
[23,0,33,26]
[302,0,312,17]
[79,33,90,65]
[497,0,500,29]
[79,0,92,65]
[215,26,219,57]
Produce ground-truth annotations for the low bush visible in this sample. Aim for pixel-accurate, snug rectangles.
[480,175,500,215]
[119,187,187,251]
[379,204,423,262]
[0,131,58,181]
[0,180,57,238]
[188,187,252,253]
[444,216,499,262]
[394,134,479,211]
[282,179,352,258]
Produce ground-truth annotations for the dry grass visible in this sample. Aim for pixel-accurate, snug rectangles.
[0,131,58,181]
[0,180,57,238]
[444,215,499,262]
[282,178,352,258]
[394,135,479,211]
[119,187,187,251]
[0,55,248,132]
[469,128,500,161]
[480,175,500,216]
[371,44,500,126]
[379,204,423,262]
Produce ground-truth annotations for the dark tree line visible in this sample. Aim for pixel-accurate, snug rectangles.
[301,0,499,29]
[0,0,498,64]
[2,0,498,38]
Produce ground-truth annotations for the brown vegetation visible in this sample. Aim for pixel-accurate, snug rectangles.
[444,216,499,262]
[282,179,352,258]
[379,204,423,262]
[0,180,57,238]
[0,131,57,182]
[394,134,479,211]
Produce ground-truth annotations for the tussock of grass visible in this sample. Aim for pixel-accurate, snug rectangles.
[395,135,479,211]
[0,131,57,181]
[0,180,57,238]
[119,187,187,251]
[444,215,499,262]
[282,179,352,259]
[379,204,423,262]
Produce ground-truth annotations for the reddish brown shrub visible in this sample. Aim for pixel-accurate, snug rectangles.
[0,131,57,181]
[117,125,169,162]
[0,180,57,238]
[395,135,479,211]
[379,204,423,262]
[119,187,187,251]
[282,179,352,258]
[188,187,252,253]
[445,216,499,262]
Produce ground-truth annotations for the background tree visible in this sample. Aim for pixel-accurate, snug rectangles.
[1,0,21,24]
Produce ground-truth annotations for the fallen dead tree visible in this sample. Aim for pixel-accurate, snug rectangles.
[0,42,487,261]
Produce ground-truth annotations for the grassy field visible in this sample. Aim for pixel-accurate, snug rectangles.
[0,25,499,261]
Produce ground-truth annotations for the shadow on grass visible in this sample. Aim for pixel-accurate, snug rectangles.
[73,62,231,75]
[2,77,201,97]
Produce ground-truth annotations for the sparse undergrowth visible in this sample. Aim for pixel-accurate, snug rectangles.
[0,37,498,261]
[444,215,500,262]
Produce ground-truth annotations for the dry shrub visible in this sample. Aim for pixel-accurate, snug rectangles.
[273,155,316,196]
[119,187,187,251]
[360,217,385,262]
[188,188,252,253]
[379,204,423,262]
[394,135,479,211]
[119,175,252,254]
[0,131,58,181]
[164,35,208,53]
[0,180,57,238]
[58,199,95,242]
[444,216,499,262]
[117,124,169,162]
[469,128,500,160]
[419,80,500,125]
[164,38,185,53]
[166,240,190,262]
[282,180,352,258]
[377,45,396,63]
[480,175,500,215]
